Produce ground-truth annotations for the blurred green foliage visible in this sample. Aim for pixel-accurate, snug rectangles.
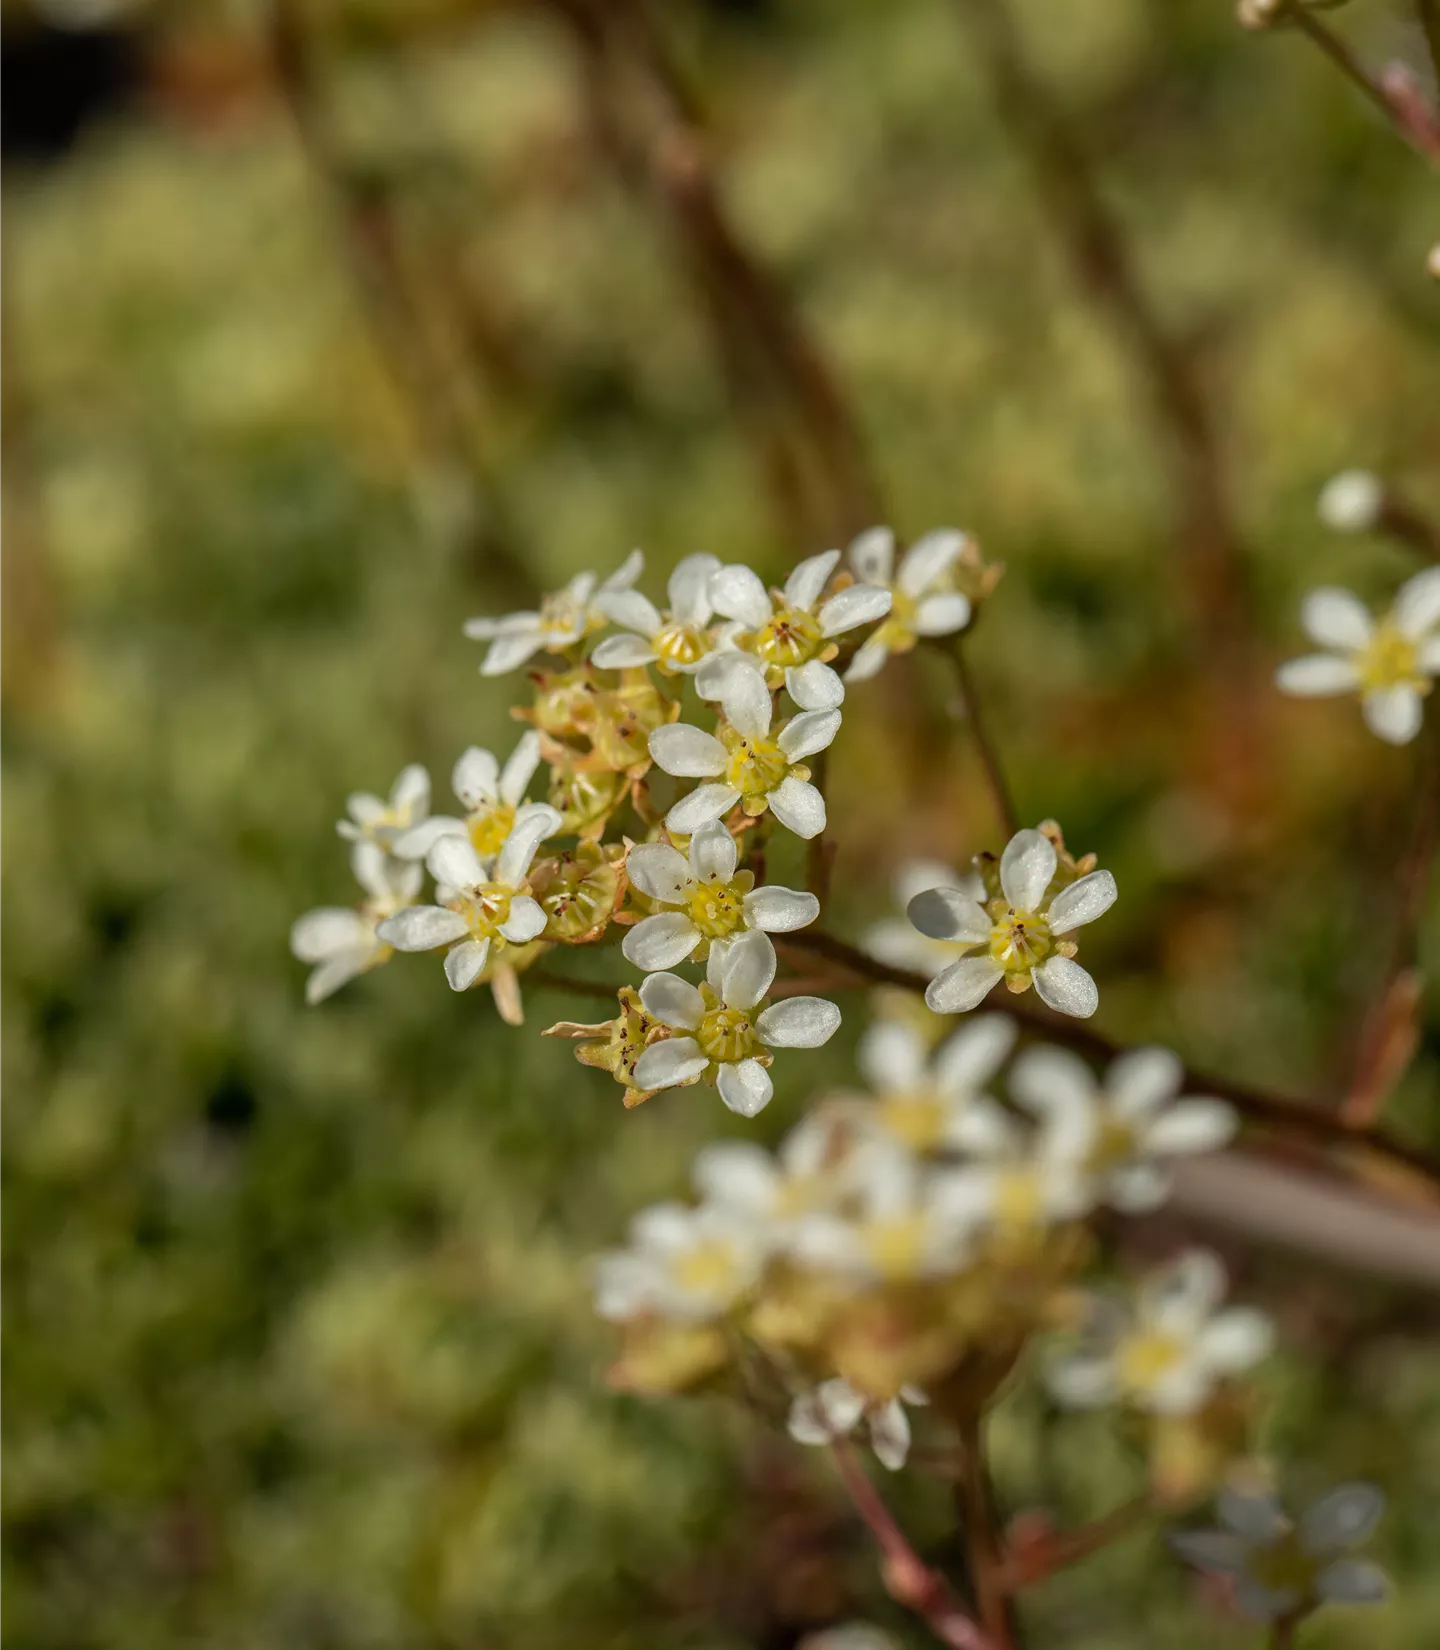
[4,1,1439,1646]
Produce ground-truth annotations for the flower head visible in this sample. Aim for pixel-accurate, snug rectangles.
[290,842,422,1004]
[633,929,841,1115]
[855,1014,1016,1156]
[622,820,819,970]
[337,763,430,850]
[589,552,723,675]
[844,526,975,681]
[690,1105,875,1233]
[909,826,1117,1018]
[1276,570,1440,744]
[543,985,664,1107]
[463,550,644,675]
[391,732,543,861]
[594,1199,768,1324]
[787,1376,927,1471]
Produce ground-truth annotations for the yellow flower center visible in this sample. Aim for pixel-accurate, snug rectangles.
[877,1089,948,1152]
[455,882,514,944]
[871,587,919,656]
[720,724,790,803]
[751,604,824,669]
[468,802,516,859]
[687,879,747,939]
[1356,620,1425,693]
[993,1166,1044,1228]
[987,905,1055,977]
[863,1213,930,1280]
[672,1239,744,1301]
[1247,1532,1319,1599]
[653,621,710,671]
[1114,1329,1186,1395]
[696,1004,759,1064]
[1087,1111,1138,1174]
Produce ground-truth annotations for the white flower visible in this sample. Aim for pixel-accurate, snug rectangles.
[337,763,430,850]
[633,930,840,1115]
[1170,1483,1388,1620]
[856,1014,1016,1155]
[1276,570,1440,745]
[589,552,723,674]
[1048,1250,1273,1416]
[844,526,974,681]
[376,804,560,991]
[593,1200,768,1324]
[622,820,819,971]
[648,655,839,840]
[787,1377,928,1471]
[462,549,644,675]
[1009,1044,1235,1211]
[690,1105,875,1234]
[290,842,422,1004]
[390,732,543,861]
[931,1092,1094,1238]
[908,827,1117,1018]
[1317,469,1384,533]
[864,859,989,978]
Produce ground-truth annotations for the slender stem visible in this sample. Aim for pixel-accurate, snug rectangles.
[1378,491,1440,565]
[1292,14,1398,125]
[940,636,1020,838]
[1270,1612,1299,1649]
[997,1496,1150,1590]
[1292,13,1440,161]
[1419,0,1440,90]
[954,1416,1015,1647]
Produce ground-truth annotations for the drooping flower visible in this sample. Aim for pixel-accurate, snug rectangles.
[589,551,723,674]
[1275,570,1440,745]
[390,732,543,861]
[593,1199,768,1324]
[864,859,990,978]
[855,1014,1016,1156]
[648,657,839,839]
[908,827,1117,1018]
[462,550,644,675]
[622,819,819,970]
[1047,1250,1273,1416]
[787,1377,928,1471]
[1169,1483,1388,1621]
[336,763,431,850]
[377,804,560,991]
[632,930,841,1116]
[844,526,975,681]
[290,842,422,1004]
[1008,1044,1235,1211]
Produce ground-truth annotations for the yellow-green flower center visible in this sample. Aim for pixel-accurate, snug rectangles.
[468,802,516,859]
[1087,1111,1138,1174]
[456,882,513,943]
[751,604,824,669]
[871,587,919,656]
[993,1166,1044,1228]
[696,1004,760,1063]
[1114,1329,1185,1395]
[1247,1532,1319,1599]
[1356,620,1425,693]
[863,1213,930,1280]
[720,725,790,802]
[687,880,747,939]
[653,621,709,671]
[672,1238,746,1300]
[877,1088,948,1152]
[988,905,1055,977]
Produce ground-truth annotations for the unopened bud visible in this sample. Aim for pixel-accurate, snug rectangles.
[1317,469,1385,533]
[1237,0,1291,30]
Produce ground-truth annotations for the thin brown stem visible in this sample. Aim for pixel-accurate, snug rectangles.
[1292,13,1440,160]
[938,636,1020,838]
[1377,490,1440,564]
[954,1416,1016,1647]
[996,1496,1150,1590]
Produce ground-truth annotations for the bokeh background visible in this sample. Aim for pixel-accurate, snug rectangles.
[5,0,1440,1645]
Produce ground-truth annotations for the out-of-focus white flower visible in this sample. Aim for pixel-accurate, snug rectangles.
[691,1105,874,1233]
[864,859,989,977]
[844,526,974,681]
[593,1200,768,1323]
[931,1092,1094,1238]
[632,930,840,1116]
[589,552,723,674]
[909,827,1117,1018]
[337,763,430,850]
[1048,1250,1273,1416]
[1009,1044,1235,1211]
[856,1014,1016,1155]
[290,842,422,1004]
[390,732,543,861]
[1170,1483,1388,1620]
[622,820,819,970]
[463,550,644,675]
[377,804,560,991]
[648,657,838,839]
[787,1377,928,1471]
[1276,570,1440,745]
[1317,469,1385,534]
[797,1624,900,1650]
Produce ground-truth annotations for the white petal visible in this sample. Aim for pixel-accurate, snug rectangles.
[898,528,966,596]
[778,708,841,761]
[497,804,561,884]
[999,828,1058,911]
[719,929,778,1010]
[305,950,375,1005]
[665,784,741,834]
[1104,1161,1171,1212]
[452,746,500,810]
[377,906,469,950]
[847,526,895,586]
[1317,469,1383,532]
[818,583,892,637]
[622,911,701,971]
[709,564,773,629]
[1046,1354,1118,1409]
[867,1399,912,1470]
[390,763,430,813]
[1107,1046,1183,1116]
[649,723,729,778]
[391,816,466,860]
[1301,1483,1385,1553]
[291,907,371,963]
[766,776,827,839]
[935,1013,1017,1094]
[1420,634,1440,673]
[1392,566,1440,639]
[1316,1558,1388,1604]
[788,1379,863,1445]
[692,1141,779,1213]
[668,552,722,624]
[428,834,487,889]
[844,636,890,682]
[638,973,706,1031]
[1008,1045,1098,1116]
[720,662,773,741]
[1275,653,1361,697]
[717,1058,774,1116]
[1167,1529,1248,1575]
[443,938,490,990]
[1218,1488,1288,1542]
[1362,685,1423,744]
[594,588,661,636]
[743,884,819,932]
[785,548,841,612]
[625,842,692,903]
[913,591,972,636]
[591,633,659,670]
[1032,956,1100,1019]
[1197,1309,1274,1374]
[462,609,537,641]
[785,659,845,710]
[481,630,545,675]
[633,1036,708,1090]
[499,895,548,944]
[758,996,841,1049]
[1047,869,1117,935]
[694,650,764,703]
[1144,1250,1227,1333]
[1301,586,1373,651]
[907,887,990,943]
[599,552,643,594]
[681,820,735,885]
[858,1018,928,1090]
[926,955,1004,1014]
[1145,1099,1237,1156]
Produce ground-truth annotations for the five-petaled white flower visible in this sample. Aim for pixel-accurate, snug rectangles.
[1170,1483,1388,1621]
[908,827,1117,1018]
[623,819,819,970]
[290,842,422,1004]
[864,859,989,978]
[588,551,723,675]
[1276,569,1440,745]
[787,1377,928,1471]
[632,929,841,1116]
[593,1200,767,1324]
[855,1014,1016,1156]
[462,550,644,675]
[690,1106,875,1236]
[337,763,430,850]
[844,526,974,681]
[1008,1044,1235,1212]
[1047,1249,1273,1416]
[649,656,839,839]
[391,732,543,862]
[377,804,560,991]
